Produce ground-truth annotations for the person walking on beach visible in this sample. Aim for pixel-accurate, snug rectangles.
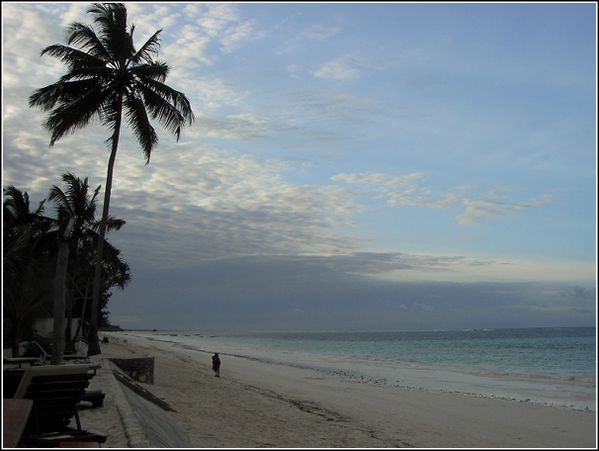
[212,353,221,377]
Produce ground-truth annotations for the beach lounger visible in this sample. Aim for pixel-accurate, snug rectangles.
[3,356,41,367]
[24,338,88,361]
[12,364,107,446]
[4,365,104,401]
[3,398,34,447]
[3,367,26,397]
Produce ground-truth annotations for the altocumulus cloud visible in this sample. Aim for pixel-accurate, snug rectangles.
[3,2,594,333]
[457,195,553,225]
[314,55,363,80]
[104,145,360,267]
[332,171,553,224]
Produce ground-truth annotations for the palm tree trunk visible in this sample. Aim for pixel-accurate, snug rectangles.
[65,288,74,353]
[65,245,77,353]
[52,234,71,365]
[11,320,22,357]
[72,278,90,343]
[88,97,123,356]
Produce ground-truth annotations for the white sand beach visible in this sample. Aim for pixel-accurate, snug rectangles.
[75,331,597,448]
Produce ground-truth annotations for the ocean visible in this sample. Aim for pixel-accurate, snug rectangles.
[130,326,596,411]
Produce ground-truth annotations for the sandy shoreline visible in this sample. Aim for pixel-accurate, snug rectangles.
[77,331,596,448]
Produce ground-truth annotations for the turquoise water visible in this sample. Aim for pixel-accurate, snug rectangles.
[207,327,596,379]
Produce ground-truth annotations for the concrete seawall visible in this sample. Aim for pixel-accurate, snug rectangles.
[79,355,190,447]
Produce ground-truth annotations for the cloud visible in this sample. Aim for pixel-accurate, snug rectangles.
[186,77,249,112]
[2,4,67,89]
[304,252,494,276]
[92,145,361,267]
[457,195,553,225]
[196,3,238,37]
[290,251,594,284]
[314,56,362,80]
[298,25,342,42]
[332,172,427,188]
[332,170,464,210]
[220,19,259,53]
[332,171,552,224]
[194,113,271,140]
[108,254,596,330]
[60,3,91,28]
[277,24,342,55]
[192,2,258,54]
[3,1,590,318]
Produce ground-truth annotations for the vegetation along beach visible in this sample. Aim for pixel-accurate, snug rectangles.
[3,2,597,448]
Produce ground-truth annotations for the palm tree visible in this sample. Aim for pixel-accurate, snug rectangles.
[48,173,98,363]
[29,3,194,355]
[3,187,54,356]
[69,228,130,343]
[48,172,126,360]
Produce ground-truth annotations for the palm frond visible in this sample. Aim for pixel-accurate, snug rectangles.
[34,199,47,216]
[58,66,115,83]
[106,217,126,231]
[44,86,112,146]
[135,79,194,140]
[31,1,194,164]
[3,186,30,219]
[66,22,111,61]
[143,78,194,125]
[90,216,126,233]
[130,61,169,82]
[124,93,158,162]
[48,184,75,223]
[131,29,162,64]
[30,77,108,111]
[48,173,105,244]
[137,87,184,139]
[89,3,132,63]
[40,44,106,71]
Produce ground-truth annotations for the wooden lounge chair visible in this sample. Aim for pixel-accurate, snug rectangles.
[3,398,34,447]
[12,364,107,447]
[3,367,26,398]
[23,338,87,361]
[4,365,104,405]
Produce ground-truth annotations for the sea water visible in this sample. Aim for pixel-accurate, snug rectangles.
[130,327,596,411]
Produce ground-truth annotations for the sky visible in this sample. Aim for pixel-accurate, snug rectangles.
[2,2,597,332]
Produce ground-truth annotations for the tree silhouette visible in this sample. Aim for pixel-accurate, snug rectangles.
[29,3,194,354]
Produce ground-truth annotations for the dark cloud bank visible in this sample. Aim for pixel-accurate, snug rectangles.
[109,255,595,332]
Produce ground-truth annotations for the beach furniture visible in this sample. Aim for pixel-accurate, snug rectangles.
[3,367,26,397]
[11,364,107,446]
[3,398,34,447]
[24,337,88,361]
[5,364,104,401]
[3,356,41,368]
